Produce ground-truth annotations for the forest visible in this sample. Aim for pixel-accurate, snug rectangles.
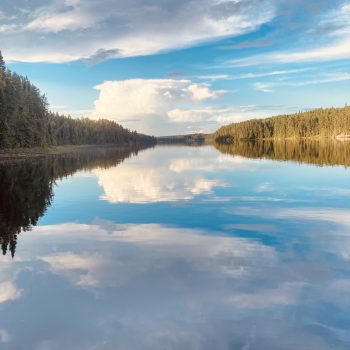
[0,51,155,149]
[214,106,350,143]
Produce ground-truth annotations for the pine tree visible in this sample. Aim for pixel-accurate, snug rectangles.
[0,50,156,150]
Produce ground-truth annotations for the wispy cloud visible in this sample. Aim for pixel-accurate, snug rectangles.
[197,74,231,81]
[253,72,350,92]
[227,2,350,67]
[0,0,276,63]
[254,82,273,92]
[220,39,274,50]
[237,69,306,79]
[231,41,350,67]
[198,69,306,81]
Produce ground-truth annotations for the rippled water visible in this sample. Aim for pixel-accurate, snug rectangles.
[1,144,350,349]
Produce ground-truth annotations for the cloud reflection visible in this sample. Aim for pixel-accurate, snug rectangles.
[93,147,260,203]
[0,215,349,348]
[93,147,236,203]
[0,282,22,304]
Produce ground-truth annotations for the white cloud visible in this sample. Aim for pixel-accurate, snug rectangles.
[91,79,225,135]
[197,74,231,81]
[93,79,222,116]
[26,10,91,32]
[252,72,350,93]
[167,107,243,124]
[169,154,257,173]
[166,105,291,128]
[228,2,350,67]
[42,252,103,287]
[253,82,273,92]
[0,282,22,303]
[35,221,274,290]
[230,40,350,67]
[291,72,350,86]
[234,69,307,79]
[1,0,275,63]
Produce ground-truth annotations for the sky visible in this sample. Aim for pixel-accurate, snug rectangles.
[1,0,350,136]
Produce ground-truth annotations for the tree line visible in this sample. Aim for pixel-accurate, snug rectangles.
[0,51,155,149]
[215,106,350,143]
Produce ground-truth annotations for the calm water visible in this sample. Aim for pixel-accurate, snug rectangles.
[1,143,350,349]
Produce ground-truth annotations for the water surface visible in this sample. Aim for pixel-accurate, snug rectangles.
[1,143,350,349]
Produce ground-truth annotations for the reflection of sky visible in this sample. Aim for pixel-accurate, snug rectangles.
[1,146,350,349]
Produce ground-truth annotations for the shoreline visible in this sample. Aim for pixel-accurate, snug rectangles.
[0,144,146,162]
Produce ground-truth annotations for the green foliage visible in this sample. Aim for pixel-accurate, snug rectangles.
[214,106,350,142]
[0,51,155,149]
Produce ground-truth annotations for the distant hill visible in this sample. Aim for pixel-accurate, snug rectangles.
[214,106,350,143]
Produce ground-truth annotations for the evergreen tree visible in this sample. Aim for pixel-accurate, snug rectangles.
[0,50,156,150]
[215,106,350,143]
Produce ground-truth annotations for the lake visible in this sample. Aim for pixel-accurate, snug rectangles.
[1,142,350,349]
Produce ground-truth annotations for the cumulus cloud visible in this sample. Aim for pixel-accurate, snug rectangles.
[93,79,221,117]
[91,78,297,135]
[0,0,275,63]
[91,79,226,135]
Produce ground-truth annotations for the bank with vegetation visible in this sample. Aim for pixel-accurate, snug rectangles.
[0,51,155,150]
[214,106,350,143]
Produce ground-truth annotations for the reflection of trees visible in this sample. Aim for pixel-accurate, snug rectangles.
[0,146,152,257]
[215,139,350,167]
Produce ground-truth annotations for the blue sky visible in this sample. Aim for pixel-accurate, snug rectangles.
[2,0,350,135]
